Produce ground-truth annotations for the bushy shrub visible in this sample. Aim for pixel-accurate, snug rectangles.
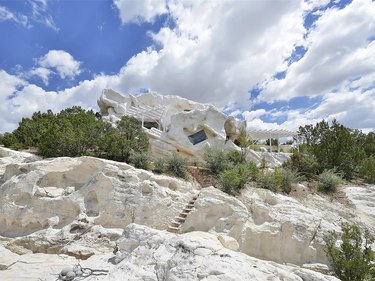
[283,152,318,179]
[256,171,279,192]
[153,157,166,174]
[165,152,188,179]
[129,152,150,170]
[318,169,344,193]
[245,161,259,181]
[358,156,375,184]
[324,222,374,281]
[256,168,301,194]
[218,164,252,195]
[260,157,268,169]
[1,133,23,150]
[226,149,246,165]
[1,107,149,162]
[275,168,302,194]
[203,147,231,174]
[295,120,369,179]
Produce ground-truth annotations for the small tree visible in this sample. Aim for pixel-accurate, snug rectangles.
[236,125,252,157]
[282,152,318,179]
[324,223,375,281]
[358,156,375,184]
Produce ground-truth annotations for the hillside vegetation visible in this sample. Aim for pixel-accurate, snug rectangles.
[0,106,149,163]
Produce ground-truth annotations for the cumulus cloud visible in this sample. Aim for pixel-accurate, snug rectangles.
[35,50,81,81]
[260,0,375,101]
[114,0,167,24]
[114,0,306,108]
[29,67,52,85]
[1,0,374,134]
[0,69,120,132]
[243,109,267,123]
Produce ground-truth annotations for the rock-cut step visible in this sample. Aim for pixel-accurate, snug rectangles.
[167,193,199,233]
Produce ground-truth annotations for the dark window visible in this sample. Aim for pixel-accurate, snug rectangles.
[188,130,207,145]
[143,121,159,129]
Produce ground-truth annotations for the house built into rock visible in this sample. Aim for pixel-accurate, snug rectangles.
[98,89,294,166]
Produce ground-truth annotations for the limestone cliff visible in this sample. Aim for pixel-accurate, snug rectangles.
[0,147,374,280]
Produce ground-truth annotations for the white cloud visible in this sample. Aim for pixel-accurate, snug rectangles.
[260,0,375,101]
[243,109,267,122]
[29,0,58,31]
[0,70,28,132]
[1,0,375,134]
[304,89,375,129]
[0,69,120,132]
[37,50,81,80]
[29,67,52,85]
[0,1,57,30]
[0,5,29,27]
[114,0,167,24]
[114,0,306,107]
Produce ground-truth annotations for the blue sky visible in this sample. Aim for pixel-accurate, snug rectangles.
[0,0,374,133]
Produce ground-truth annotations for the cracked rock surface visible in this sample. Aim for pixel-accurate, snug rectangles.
[0,147,374,280]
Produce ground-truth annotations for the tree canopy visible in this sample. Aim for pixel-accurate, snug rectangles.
[294,119,374,180]
[1,106,149,163]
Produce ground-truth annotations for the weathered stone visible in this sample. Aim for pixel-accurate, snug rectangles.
[0,147,374,280]
[217,234,239,251]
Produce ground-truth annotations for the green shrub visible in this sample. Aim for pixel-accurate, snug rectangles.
[129,152,150,170]
[1,133,19,148]
[245,161,260,180]
[256,168,300,194]
[295,120,369,179]
[218,164,252,195]
[324,222,374,281]
[226,150,246,165]
[275,168,302,194]
[318,169,344,193]
[283,152,318,179]
[358,156,375,184]
[1,107,149,162]
[260,157,268,169]
[165,152,188,179]
[256,171,279,192]
[203,147,231,175]
[153,157,166,174]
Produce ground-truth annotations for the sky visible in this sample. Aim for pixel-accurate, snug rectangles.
[0,0,374,133]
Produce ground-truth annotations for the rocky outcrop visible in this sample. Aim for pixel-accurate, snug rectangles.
[181,185,374,265]
[0,147,198,240]
[1,147,374,280]
[0,224,340,281]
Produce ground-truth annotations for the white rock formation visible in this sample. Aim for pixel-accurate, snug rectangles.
[97,89,290,167]
[0,224,340,281]
[0,146,198,239]
[181,185,375,265]
[1,147,374,280]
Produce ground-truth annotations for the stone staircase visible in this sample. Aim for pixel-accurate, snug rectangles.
[167,193,200,233]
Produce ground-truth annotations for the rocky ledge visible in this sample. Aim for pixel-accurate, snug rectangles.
[0,147,374,280]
